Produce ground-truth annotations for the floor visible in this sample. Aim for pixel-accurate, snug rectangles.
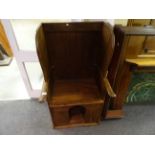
[0,99,155,135]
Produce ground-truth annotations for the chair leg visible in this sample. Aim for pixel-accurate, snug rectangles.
[39,80,47,103]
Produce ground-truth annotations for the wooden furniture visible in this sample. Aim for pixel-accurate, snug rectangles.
[0,21,13,66]
[128,19,152,26]
[0,21,13,57]
[127,19,155,56]
[36,22,115,128]
[105,25,155,115]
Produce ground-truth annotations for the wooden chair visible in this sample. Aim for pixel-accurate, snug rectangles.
[36,22,115,128]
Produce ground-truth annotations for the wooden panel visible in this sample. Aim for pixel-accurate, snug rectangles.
[125,36,145,59]
[100,22,115,78]
[105,26,133,111]
[144,20,155,51]
[127,19,155,57]
[105,110,124,119]
[116,26,155,36]
[43,22,103,32]
[116,25,155,59]
[0,21,13,57]
[45,31,102,79]
[112,63,132,109]
[109,25,155,111]
[36,26,50,82]
[107,27,128,88]
[50,104,103,128]
[127,19,151,26]
[144,36,155,51]
[49,79,103,107]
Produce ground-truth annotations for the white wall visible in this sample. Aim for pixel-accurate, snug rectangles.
[115,19,128,26]
[11,19,71,51]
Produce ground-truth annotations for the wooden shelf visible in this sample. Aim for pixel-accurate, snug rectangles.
[138,54,155,58]
[126,58,155,67]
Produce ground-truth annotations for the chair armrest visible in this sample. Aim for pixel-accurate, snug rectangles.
[103,77,116,98]
[100,71,116,98]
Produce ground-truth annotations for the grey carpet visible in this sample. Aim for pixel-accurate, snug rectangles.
[0,100,155,135]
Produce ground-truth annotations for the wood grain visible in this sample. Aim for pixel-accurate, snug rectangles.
[0,21,13,57]
[36,22,115,128]
[109,23,155,113]
[126,58,155,67]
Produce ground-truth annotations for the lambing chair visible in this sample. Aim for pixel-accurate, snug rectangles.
[36,22,115,128]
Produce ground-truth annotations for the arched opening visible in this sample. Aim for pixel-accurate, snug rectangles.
[69,106,86,124]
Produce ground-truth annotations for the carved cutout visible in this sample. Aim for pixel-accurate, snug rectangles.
[69,105,86,123]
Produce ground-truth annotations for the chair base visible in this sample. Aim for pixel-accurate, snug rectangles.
[105,110,124,119]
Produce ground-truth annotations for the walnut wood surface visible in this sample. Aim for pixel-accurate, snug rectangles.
[127,19,155,58]
[36,22,115,128]
[105,110,124,119]
[116,26,155,36]
[49,79,103,107]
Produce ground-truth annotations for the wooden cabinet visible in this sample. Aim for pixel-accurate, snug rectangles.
[128,19,155,56]
[107,25,155,112]
[128,19,151,26]
[36,22,115,128]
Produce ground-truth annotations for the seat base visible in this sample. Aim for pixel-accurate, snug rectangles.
[48,78,104,128]
[49,79,103,107]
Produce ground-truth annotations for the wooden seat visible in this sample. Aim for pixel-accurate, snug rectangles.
[49,79,103,107]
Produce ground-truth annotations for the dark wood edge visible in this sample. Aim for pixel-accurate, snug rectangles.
[53,122,98,129]
[43,22,104,32]
[115,25,155,36]
[105,110,124,119]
